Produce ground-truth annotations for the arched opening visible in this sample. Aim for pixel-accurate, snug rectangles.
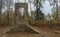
[19,7,25,16]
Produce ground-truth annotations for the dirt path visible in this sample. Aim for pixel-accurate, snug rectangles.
[0,26,60,37]
[34,26,60,37]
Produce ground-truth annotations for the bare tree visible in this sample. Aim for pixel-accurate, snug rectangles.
[34,0,42,20]
[29,0,32,13]
[0,0,2,15]
[0,0,2,22]
[53,0,58,20]
[2,0,14,23]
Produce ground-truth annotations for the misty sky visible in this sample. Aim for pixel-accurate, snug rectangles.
[41,1,53,15]
[16,0,53,15]
[2,0,60,15]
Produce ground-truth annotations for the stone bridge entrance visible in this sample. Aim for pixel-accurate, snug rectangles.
[3,3,40,34]
[15,3,29,24]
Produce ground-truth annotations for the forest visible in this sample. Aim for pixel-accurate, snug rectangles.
[0,0,60,37]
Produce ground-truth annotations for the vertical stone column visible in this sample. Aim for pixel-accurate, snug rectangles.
[24,4,28,22]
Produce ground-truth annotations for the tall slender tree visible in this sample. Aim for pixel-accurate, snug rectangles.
[34,0,42,20]
[53,0,58,20]
[0,0,2,22]
[29,0,32,13]
[2,0,14,23]
[56,0,58,20]
[0,0,2,15]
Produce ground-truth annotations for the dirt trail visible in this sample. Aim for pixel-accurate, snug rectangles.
[0,26,60,37]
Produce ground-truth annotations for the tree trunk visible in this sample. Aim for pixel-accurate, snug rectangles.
[0,0,2,23]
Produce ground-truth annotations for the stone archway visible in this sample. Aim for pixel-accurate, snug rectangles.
[15,3,29,24]
[19,7,25,17]
[3,3,41,34]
